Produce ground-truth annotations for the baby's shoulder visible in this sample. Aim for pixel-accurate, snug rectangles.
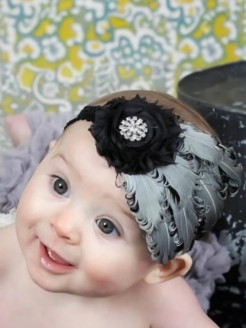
[144,277,218,328]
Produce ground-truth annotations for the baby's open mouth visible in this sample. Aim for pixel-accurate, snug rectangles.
[46,246,73,266]
[39,242,74,273]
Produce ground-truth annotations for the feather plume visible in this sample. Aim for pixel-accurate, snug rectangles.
[180,123,221,163]
[217,146,243,196]
[122,174,165,233]
[121,122,243,264]
[151,158,197,208]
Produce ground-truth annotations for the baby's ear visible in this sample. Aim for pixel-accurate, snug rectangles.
[144,254,192,285]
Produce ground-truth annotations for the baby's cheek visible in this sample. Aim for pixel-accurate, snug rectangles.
[87,255,121,282]
[16,197,29,228]
[83,252,130,293]
[17,195,36,228]
[17,178,46,225]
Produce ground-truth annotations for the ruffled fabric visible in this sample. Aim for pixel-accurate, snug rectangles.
[186,234,231,311]
[0,110,232,312]
[0,210,16,227]
[65,96,182,174]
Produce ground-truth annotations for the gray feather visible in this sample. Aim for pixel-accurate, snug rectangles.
[180,123,221,163]
[121,122,243,264]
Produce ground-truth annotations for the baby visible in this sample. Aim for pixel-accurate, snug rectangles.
[0,90,242,328]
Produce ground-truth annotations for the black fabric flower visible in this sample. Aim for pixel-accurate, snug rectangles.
[65,95,182,174]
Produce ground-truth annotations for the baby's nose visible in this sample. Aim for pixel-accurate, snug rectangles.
[51,208,81,245]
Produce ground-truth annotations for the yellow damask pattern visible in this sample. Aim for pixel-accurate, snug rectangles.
[0,0,245,115]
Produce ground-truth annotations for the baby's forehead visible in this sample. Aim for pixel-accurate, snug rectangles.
[61,120,92,140]
[57,121,98,154]
[51,122,125,191]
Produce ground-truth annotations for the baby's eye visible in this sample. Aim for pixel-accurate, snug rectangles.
[52,176,68,195]
[96,218,120,237]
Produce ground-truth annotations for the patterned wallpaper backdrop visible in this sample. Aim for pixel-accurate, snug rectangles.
[0,0,245,117]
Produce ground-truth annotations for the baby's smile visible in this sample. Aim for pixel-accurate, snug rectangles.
[39,241,75,274]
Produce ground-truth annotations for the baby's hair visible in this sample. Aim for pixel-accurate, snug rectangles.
[64,90,242,264]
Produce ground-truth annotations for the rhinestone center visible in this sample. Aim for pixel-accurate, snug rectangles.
[118,116,148,141]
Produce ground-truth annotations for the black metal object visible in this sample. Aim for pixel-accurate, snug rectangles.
[178,61,246,328]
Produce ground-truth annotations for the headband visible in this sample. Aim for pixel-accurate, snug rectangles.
[65,95,242,264]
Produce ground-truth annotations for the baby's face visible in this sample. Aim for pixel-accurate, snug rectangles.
[16,121,153,297]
